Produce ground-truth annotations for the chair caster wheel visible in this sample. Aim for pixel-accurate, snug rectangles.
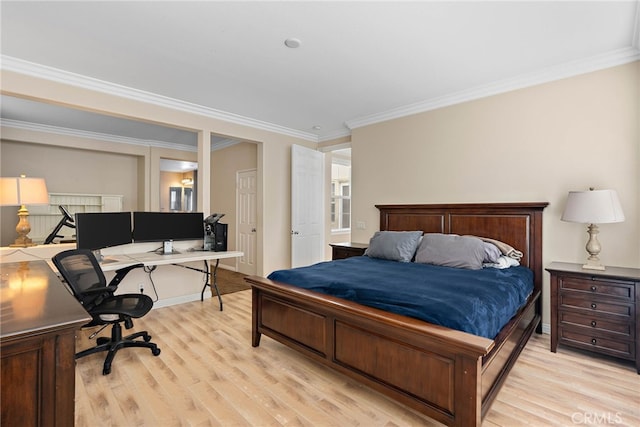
[103,366,111,375]
[152,348,161,356]
[143,334,152,342]
[97,337,110,345]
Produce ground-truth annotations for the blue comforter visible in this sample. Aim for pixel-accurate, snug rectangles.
[268,256,534,339]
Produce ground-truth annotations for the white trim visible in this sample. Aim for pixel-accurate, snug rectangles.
[541,322,550,335]
[4,45,639,140]
[319,142,351,153]
[331,155,351,167]
[211,138,242,152]
[318,127,352,142]
[346,47,640,130]
[2,118,249,153]
[1,55,318,143]
[0,118,199,152]
[151,290,212,309]
[633,0,640,50]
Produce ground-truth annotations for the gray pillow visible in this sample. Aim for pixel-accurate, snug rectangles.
[364,231,423,262]
[414,233,486,270]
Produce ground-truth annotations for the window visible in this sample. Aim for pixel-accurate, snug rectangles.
[331,179,350,231]
[341,184,350,229]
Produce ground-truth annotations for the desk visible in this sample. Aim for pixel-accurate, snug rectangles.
[1,260,91,427]
[98,250,243,311]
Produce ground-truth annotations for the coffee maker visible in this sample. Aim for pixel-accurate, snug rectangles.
[203,213,227,251]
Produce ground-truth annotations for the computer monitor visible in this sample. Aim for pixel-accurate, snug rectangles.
[75,212,132,252]
[132,212,204,242]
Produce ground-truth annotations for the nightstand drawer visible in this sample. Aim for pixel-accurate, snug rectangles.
[330,243,368,260]
[559,327,635,359]
[333,247,357,260]
[559,311,633,337]
[559,276,634,300]
[560,294,632,318]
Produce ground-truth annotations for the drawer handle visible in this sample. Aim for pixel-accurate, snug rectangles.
[590,285,597,292]
[590,303,597,309]
[591,338,597,345]
[591,320,597,327]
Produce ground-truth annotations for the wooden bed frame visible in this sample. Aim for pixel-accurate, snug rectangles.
[246,202,548,426]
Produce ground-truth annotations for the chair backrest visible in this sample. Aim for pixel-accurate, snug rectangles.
[52,249,108,305]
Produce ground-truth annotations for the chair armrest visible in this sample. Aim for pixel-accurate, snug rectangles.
[108,263,145,287]
[80,286,118,309]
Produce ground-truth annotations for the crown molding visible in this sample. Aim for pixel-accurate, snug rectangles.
[1,55,319,143]
[0,118,199,152]
[211,138,242,152]
[317,127,352,143]
[345,47,640,130]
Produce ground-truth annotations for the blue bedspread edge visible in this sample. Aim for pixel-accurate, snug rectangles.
[267,256,534,339]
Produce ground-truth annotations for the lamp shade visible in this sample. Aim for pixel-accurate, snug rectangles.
[561,189,625,224]
[0,177,49,206]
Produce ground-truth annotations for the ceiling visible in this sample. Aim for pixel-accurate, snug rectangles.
[1,1,639,147]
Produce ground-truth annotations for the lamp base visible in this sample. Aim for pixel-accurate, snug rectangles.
[10,236,36,247]
[11,205,36,247]
[582,223,605,270]
[582,261,605,271]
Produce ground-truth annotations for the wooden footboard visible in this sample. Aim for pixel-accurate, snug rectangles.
[247,276,540,426]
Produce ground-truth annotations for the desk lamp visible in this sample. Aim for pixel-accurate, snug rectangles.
[561,188,625,270]
[0,175,49,247]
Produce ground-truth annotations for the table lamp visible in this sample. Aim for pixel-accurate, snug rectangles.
[561,188,625,270]
[0,175,50,247]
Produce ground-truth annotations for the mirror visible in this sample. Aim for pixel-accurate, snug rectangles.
[169,187,182,211]
[184,188,193,212]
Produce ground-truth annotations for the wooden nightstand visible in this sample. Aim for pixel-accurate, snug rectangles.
[330,242,368,260]
[547,262,640,373]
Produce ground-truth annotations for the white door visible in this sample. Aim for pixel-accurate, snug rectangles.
[237,169,257,275]
[291,144,324,267]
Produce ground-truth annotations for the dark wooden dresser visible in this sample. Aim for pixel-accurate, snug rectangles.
[547,262,639,373]
[330,242,368,260]
[1,260,90,426]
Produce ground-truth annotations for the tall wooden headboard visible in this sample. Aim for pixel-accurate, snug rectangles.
[376,202,548,291]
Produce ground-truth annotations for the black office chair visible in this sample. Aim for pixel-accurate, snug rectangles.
[52,249,161,375]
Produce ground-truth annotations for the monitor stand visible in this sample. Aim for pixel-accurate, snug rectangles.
[92,249,104,262]
[93,250,119,264]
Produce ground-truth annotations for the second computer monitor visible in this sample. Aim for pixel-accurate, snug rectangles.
[132,212,204,242]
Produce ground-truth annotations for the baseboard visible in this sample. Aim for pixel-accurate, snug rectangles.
[541,322,550,334]
[152,290,212,309]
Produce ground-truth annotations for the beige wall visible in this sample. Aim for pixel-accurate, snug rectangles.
[351,61,640,328]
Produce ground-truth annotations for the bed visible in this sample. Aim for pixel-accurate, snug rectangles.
[245,202,547,426]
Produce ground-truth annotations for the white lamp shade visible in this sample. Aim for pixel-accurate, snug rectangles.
[561,189,625,224]
[0,177,49,206]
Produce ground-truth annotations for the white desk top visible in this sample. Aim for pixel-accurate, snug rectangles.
[1,244,242,276]
[99,250,243,271]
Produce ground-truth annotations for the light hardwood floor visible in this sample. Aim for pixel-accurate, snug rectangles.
[75,290,640,426]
